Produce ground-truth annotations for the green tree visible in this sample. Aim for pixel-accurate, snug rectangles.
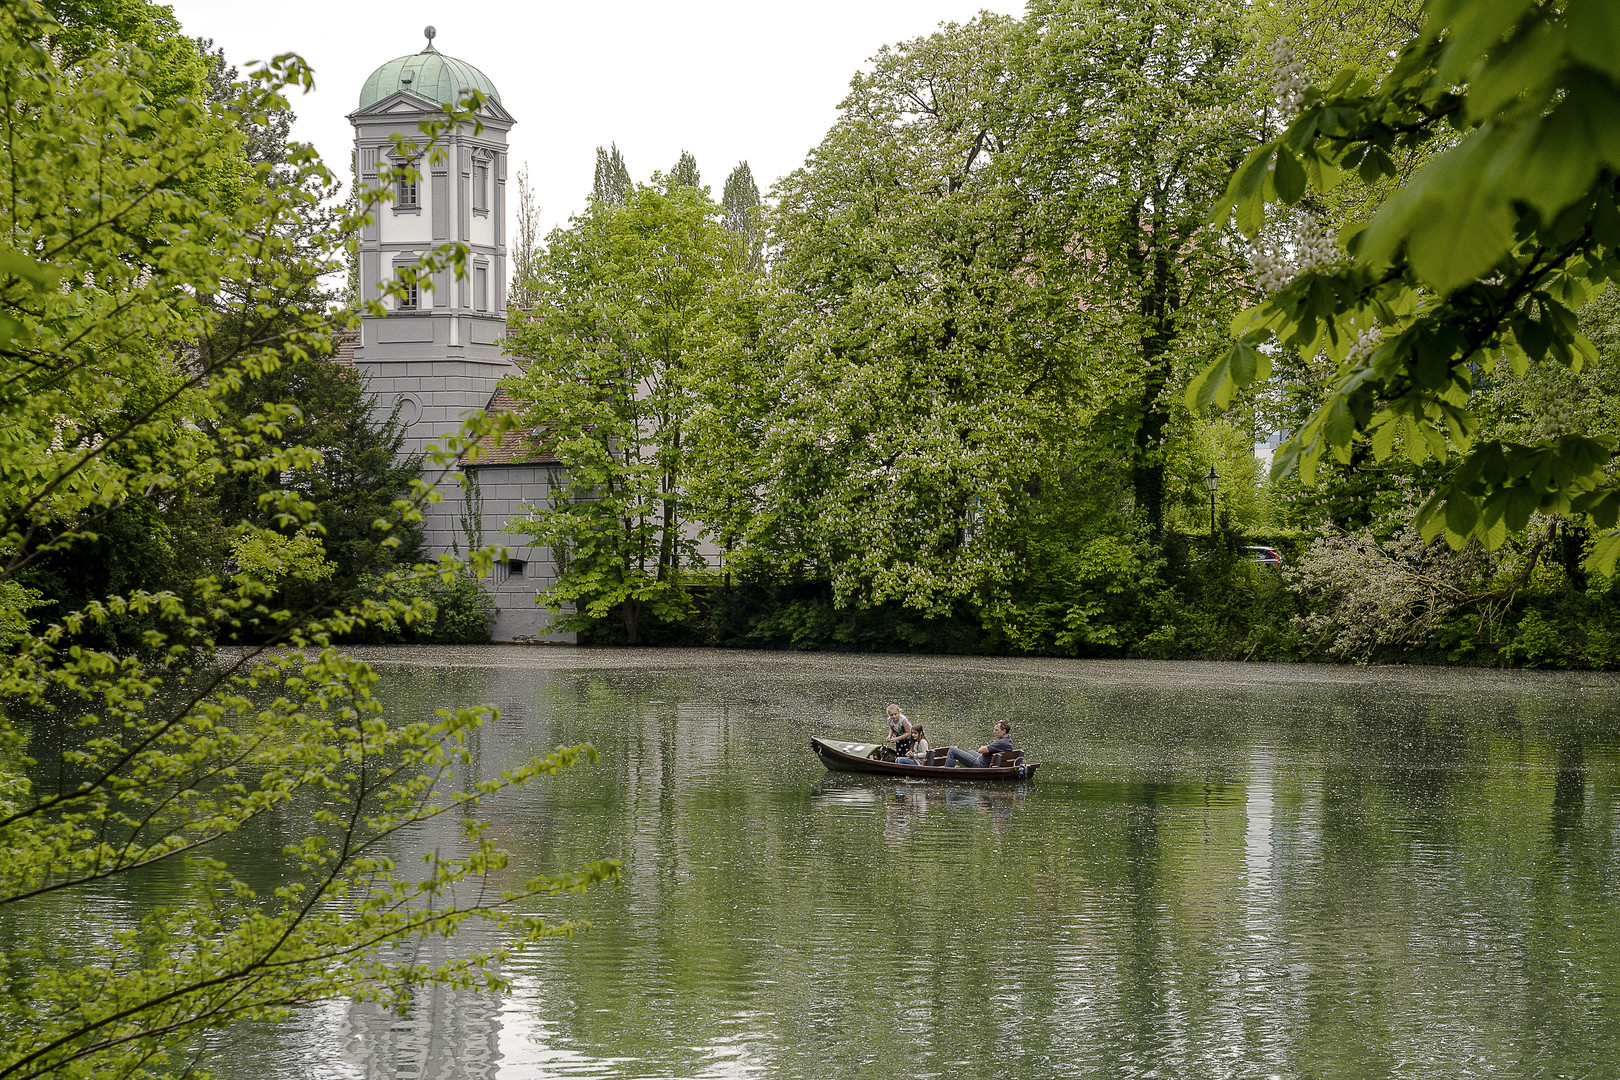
[0,7,612,1076]
[721,160,763,268]
[1194,0,1620,573]
[210,351,427,611]
[512,163,542,306]
[505,180,739,643]
[592,142,631,207]
[757,15,1077,614]
[668,149,701,191]
[1028,0,1261,533]
[43,0,213,109]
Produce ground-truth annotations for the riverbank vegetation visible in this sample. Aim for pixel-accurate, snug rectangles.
[509,0,1620,667]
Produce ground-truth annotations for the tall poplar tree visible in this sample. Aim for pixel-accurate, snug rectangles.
[721,161,763,267]
[668,149,701,190]
[511,163,542,305]
[592,142,631,206]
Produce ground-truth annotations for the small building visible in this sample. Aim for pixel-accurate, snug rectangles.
[347,27,567,642]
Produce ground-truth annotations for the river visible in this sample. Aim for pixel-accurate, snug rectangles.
[187,649,1620,1078]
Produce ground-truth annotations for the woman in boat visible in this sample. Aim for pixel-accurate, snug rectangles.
[896,723,930,765]
[945,720,1014,768]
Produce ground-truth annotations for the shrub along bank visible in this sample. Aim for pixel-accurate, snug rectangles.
[572,523,1615,670]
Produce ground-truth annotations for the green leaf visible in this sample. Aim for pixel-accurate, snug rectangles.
[1431,0,1537,85]
[1464,19,1561,122]
[1575,487,1620,529]
[1495,102,1603,221]
[1237,147,1279,237]
[1273,148,1306,205]
[1568,0,1620,80]
[0,248,60,291]
[1585,531,1620,576]
[1505,485,1537,533]
[1370,416,1398,461]
[1416,490,1448,542]
[1185,354,1230,412]
[1323,396,1355,451]
[1362,128,1515,290]
[1405,414,1429,464]
[1593,187,1620,246]
[1444,492,1481,538]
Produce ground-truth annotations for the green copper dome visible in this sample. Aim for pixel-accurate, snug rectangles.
[357,27,501,111]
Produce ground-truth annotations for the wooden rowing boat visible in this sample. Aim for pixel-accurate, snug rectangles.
[810,737,1039,781]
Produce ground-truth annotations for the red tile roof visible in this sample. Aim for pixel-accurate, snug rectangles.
[332,327,359,369]
[459,386,557,466]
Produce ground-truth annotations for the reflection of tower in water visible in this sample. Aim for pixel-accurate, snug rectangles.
[339,943,503,1078]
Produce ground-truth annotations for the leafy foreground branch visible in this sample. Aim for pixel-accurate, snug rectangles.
[1194,0,1620,572]
[0,6,617,1076]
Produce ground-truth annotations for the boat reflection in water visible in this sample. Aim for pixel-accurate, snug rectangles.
[812,773,1031,840]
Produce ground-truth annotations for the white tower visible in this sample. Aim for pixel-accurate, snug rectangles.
[347,26,516,557]
[347,30,568,642]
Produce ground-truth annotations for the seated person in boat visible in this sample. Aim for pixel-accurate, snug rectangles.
[944,720,1014,768]
[884,704,915,757]
[896,723,930,765]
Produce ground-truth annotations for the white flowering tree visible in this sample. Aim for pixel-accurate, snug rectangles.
[748,1,1263,624]
[756,15,1068,614]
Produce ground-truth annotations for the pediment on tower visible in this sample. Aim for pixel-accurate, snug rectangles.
[348,89,513,125]
[347,89,437,121]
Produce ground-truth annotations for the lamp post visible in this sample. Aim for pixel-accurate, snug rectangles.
[1203,466,1220,536]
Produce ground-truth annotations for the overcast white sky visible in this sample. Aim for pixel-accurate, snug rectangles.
[163,0,1026,233]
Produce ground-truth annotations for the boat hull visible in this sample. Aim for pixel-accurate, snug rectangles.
[810,737,1038,782]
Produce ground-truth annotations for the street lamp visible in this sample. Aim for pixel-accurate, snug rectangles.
[1203,466,1220,536]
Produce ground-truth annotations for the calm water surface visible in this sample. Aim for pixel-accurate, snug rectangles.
[199,649,1620,1079]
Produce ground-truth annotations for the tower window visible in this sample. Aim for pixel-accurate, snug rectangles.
[397,175,418,208]
[398,277,418,310]
[475,266,488,311]
[473,163,489,213]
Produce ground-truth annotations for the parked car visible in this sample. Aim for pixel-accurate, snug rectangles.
[1246,545,1283,568]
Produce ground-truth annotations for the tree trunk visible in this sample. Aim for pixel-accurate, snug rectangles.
[1132,459,1165,536]
[620,597,642,645]
[1131,235,1181,537]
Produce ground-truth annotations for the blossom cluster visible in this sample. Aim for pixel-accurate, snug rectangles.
[1249,243,1295,294]
[1249,217,1341,295]
[1345,326,1381,365]
[1270,36,1308,115]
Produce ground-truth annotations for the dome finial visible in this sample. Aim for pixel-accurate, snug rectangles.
[422,26,437,53]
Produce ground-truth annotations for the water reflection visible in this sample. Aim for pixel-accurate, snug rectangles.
[92,651,1620,1079]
